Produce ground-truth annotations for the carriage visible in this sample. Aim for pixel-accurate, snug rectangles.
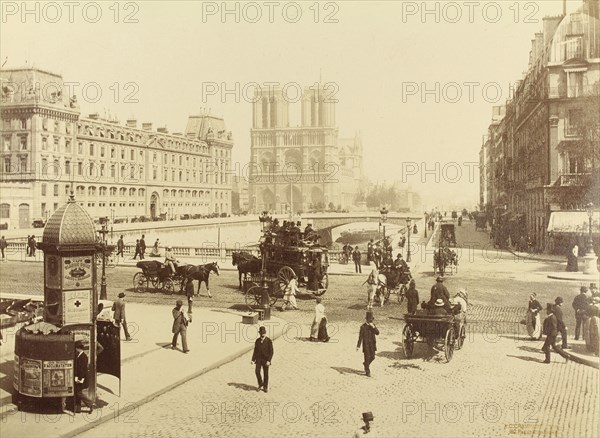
[374,266,412,305]
[475,213,488,231]
[402,311,466,362]
[133,260,185,294]
[439,223,456,247]
[240,243,330,306]
[433,247,458,276]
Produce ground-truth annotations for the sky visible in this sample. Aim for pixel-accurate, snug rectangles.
[1,0,575,210]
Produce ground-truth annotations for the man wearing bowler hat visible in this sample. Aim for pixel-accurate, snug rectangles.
[171,299,189,353]
[429,276,450,307]
[542,303,558,363]
[554,296,569,349]
[251,326,273,392]
[74,340,94,413]
[354,411,378,437]
[357,311,379,377]
[112,292,132,341]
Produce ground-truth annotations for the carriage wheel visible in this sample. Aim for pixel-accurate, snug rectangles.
[133,273,147,293]
[456,325,466,350]
[162,278,175,295]
[245,285,263,307]
[402,324,414,358]
[444,328,455,362]
[277,266,295,294]
[151,277,161,290]
[398,284,407,304]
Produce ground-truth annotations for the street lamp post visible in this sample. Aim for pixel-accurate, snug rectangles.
[258,211,272,311]
[582,203,598,275]
[97,221,109,300]
[406,218,412,262]
[380,206,388,243]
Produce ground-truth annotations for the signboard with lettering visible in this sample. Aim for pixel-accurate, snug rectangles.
[20,358,42,397]
[63,290,91,324]
[42,360,73,397]
[45,254,62,289]
[63,256,93,290]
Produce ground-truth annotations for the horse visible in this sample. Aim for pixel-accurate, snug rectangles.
[179,262,220,297]
[232,255,262,289]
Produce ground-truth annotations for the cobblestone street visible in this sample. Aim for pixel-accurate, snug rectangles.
[19,222,596,438]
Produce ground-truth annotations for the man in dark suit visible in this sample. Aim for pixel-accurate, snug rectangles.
[573,287,591,340]
[133,239,141,260]
[116,235,125,258]
[356,311,379,377]
[251,326,273,392]
[554,296,569,349]
[171,300,189,353]
[139,234,146,259]
[74,340,94,413]
[352,246,362,273]
[429,276,450,306]
[542,303,558,363]
[112,292,132,341]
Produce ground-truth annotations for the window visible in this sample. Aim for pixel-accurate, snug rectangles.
[153,153,157,163]
[65,140,71,153]
[179,155,182,165]
[89,163,95,176]
[53,184,58,196]
[139,166,144,178]
[89,143,94,156]
[53,138,58,152]
[54,121,59,132]
[110,187,117,196]
[41,203,46,216]
[53,159,59,175]
[42,137,48,150]
[100,146,105,157]
[88,186,96,196]
[153,167,157,180]
[99,187,107,196]
[78,162,83,175]
[0,203,10,219]
[110,165,116,177]
[65,160,70,175]
[54,203,58,211]
[41,158,48,176]
[65,184,71,195]
[121,148,125,159]
[3,136,9,151]
[566,109,582,136]
[41,184,47,196]
[130,149,134,160]
[21,158,27,173]
[567,71,584,98]
[21,119,27,129]
[21,137,28,150]
[100,163,105,176]
[111,147,116,159]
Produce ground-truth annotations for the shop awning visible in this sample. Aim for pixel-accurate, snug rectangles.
[547,211,600,234]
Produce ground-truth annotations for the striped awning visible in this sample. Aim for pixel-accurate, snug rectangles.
[547,211,600,234]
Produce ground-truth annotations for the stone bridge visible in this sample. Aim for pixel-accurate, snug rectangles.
[301,212,423,230]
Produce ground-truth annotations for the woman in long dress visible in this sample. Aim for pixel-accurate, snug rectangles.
[310,297,328,342]
[566,244,579,272]
[526,293,543,340]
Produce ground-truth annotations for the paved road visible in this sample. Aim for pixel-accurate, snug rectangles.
[68,222,599,438]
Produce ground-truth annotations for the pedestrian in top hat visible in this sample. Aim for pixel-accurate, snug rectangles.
[554,297,569,349]
[353,411,377,437]
[112,292,132,341]
[74,340,94,413]
[171,299,189,353]
[251,326,273,392]
[542,303,558,364]
[573,287,591,341]
[133,239,141,260]
[357,311,379,377]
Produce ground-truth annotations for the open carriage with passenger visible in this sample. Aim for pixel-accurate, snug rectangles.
[375,264,413,305]
[133,259,220,295]
[401,312,466,362]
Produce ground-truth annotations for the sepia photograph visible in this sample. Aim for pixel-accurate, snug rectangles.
[0,1,599,437]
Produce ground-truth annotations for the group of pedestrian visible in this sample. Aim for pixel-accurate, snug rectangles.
[539,282,600,363]
[133,234,146,260]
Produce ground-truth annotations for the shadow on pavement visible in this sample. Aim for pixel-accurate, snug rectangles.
[331,366,364,376]
[347,304,367,310]
[378,350,401,360]
[507,354,543,363]
[389,362,422,370]
[518,345,543,354]
[227,382,258,392]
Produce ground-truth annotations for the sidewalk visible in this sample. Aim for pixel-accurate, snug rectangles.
[0,299,286,438]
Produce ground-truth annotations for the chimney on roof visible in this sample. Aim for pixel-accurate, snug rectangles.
[126,119,137,128]
[142,122,153,131]
[157,127,168,133]
[543,16,563,45]
[89,113,99,120]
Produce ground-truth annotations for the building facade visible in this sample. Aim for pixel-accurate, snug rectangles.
[479,0,600,252]
[0,68,233,229]
[248,85,364,214]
